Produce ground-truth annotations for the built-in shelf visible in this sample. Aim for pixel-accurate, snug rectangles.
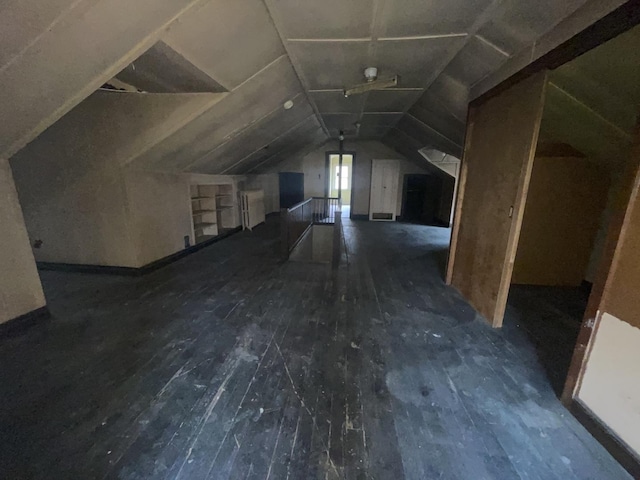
[190,183,236,245]
[194,207,232,213]
[194,222,216,230]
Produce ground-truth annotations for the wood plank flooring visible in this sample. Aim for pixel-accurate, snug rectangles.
[0,217,631,479]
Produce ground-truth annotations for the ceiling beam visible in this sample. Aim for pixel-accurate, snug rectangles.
[182,91,308,171]
[262,0,331,138]
[248,134,328,174]
[397,0,506,95]
[220,114,319,174]
[406,114,463,152]
[471,0,631,101]
[548,82,632,140]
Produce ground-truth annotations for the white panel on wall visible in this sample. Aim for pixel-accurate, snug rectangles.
[578,312,640,456]
[241,189,266,230]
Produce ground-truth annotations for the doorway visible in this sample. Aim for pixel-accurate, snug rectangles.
[503,24,640,398]
[279,172,304,209]
[401,173,455,226]
[507,150,611,396]
[326,152,353,218]
[401,174,429,223]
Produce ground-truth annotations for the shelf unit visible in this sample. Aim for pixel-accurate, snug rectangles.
[190,183,237,244]
[190,185,218,243]
[216,184,236,233]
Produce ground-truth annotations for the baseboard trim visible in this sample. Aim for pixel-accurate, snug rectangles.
[0,306,51,338]
[37,262,140,276]
[570,400,640,478]
[37,226,243,277]
[350,214,369,221]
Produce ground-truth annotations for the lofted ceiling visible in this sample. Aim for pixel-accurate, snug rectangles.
[1,0,628,175]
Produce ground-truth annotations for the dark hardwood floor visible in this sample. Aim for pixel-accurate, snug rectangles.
[506,285,588,397]
[0,217,630,479]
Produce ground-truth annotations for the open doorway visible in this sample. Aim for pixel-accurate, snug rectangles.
[504,24,640,397]
[326,152,354,218]
[507,147,611,395]
[401,173,455,226]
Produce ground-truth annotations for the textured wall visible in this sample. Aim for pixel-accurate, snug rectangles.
[11,90,217,267]
[512,156,609,286]
[0,160,45,323]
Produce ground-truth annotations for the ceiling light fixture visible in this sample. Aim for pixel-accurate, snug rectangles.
[364,67,378,82]
[284,100,294,110]
[344,67,398,97]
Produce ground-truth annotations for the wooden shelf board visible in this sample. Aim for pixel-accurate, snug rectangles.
[192,209,216,215]
[194,222,216,229]
[191,196,214,201]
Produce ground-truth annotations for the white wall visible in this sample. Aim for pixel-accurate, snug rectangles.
[245,174,280,214]
[124,170,194,267]
[577,171,640,457]
[11,90,218,268]
[578,312,640,455]
[0,159,46,323]
[270,140,428,217]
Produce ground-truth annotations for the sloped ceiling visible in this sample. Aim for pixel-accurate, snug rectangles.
[541,23,640,168]
[2,0,629,174]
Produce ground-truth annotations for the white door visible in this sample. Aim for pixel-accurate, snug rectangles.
[369,159,399,221]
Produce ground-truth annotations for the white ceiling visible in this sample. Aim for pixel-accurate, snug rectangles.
[2,0,628,174]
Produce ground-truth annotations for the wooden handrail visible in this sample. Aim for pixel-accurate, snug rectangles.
[286,198,312,213]
[281,197,342,260]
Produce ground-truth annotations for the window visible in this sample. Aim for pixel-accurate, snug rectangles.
[334,165,349,190]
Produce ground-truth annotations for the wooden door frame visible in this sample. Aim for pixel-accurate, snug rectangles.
[562,123,640,403]
[454,0,640,400]
[441,4,640,472]
[448,0,640,324]
[446,71,548,328]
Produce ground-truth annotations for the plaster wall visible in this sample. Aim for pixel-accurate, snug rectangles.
[0,159,46,323]
[11,90,222,267]
[578,312,640,456]
[271,140,428,217]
